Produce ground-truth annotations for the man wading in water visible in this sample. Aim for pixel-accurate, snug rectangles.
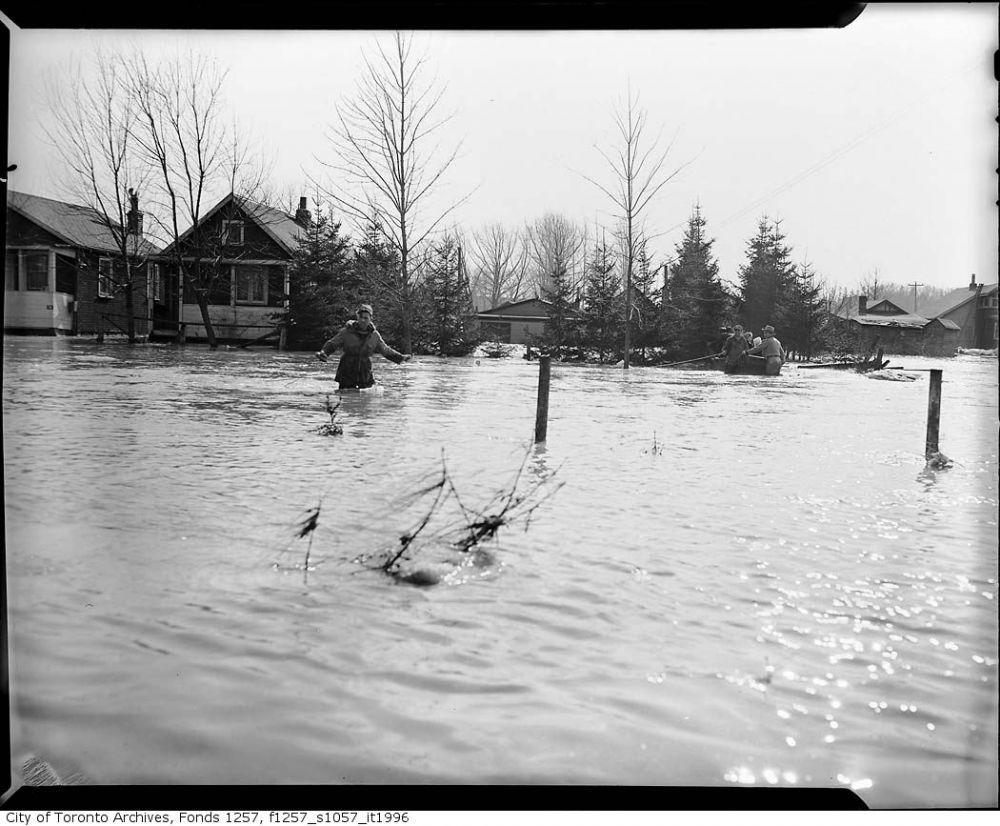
[746,324,786,376]
[316,304,410,389]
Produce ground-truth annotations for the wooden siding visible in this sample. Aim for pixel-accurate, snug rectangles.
[174,203,292,263]
[3,291,74,333]
[73,253,152,337]
[477,314,545,344]
[938,300,977,348]
[843,319,958,357]
[6,206,153,337]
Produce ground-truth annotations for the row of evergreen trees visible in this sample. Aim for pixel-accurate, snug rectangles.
[283,210,479,356]
[282,204,831,362]
[537,207,830,362]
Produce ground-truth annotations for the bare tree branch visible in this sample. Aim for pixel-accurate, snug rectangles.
[580,86,689,368]
[313,31,472,352]
[43,49,155,342]
[468,223,529,308]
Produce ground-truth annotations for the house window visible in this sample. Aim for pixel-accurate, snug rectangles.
[151,264,164,302]
[24,252,49,291]
[55,255,76,294]
[222,220,244,246]
[480,321,512,343]
[235,265,266,304]
[5,252,17,290]
[98,257,114,298]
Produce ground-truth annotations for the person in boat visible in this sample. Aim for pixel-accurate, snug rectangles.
[746,324,785,376]
[719,324,751,373]
[315,303,410,389]
[709,326,731,356]
[743,330,755,348]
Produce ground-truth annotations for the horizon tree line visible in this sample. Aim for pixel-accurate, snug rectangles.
[39,34,952,360]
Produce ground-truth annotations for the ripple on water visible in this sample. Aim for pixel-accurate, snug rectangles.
[4,339,997,803]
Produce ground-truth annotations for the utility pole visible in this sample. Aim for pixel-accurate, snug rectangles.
[908,281,924,314]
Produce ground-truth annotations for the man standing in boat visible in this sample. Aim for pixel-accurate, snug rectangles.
[746,324,785,376]
[315,304,410,389]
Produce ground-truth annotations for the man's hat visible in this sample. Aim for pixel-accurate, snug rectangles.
[762,324,775,334]
[357,303,374,315]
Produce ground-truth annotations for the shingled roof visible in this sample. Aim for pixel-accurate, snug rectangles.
[6,190,160,256]
[851,313,929,329]
[160,193,304,256]
[917,283,999,320]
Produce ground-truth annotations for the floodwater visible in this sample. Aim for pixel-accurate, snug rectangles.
[3,336,997,807]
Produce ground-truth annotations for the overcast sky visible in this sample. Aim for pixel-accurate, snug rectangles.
[5,4,997,291]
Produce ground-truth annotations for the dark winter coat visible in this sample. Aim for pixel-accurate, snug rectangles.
[320,321,405,388]
[721,332,750,371]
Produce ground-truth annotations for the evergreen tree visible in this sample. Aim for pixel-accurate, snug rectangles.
[738,216,795,336]
[579,238,622,362]
[630,238,661,360]
[540,261,580,355]
[352,217,404,344]
[777,259,827,359]
[422,235,480,356]
[667,205,727,359]
[285,207,355,349]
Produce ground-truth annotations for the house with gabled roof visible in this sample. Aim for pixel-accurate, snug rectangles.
[831,295,960,357]
[477,297,555,344]
[477,295,586,345]
[917,275,999,351]
[156,193,309,344]
[5,190,160,336]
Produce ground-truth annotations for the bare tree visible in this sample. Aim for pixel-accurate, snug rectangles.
[582,87,688,368]
[524,213,586,298]
[45,51,154,342]
[858,267,883,303]
[823,283,855,318]
[318,31,470,353]
[468,223,528,309]
[125,49,271,349]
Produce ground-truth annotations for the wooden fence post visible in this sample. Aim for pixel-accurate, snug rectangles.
[925,368,943,459]
[534,355,551,443]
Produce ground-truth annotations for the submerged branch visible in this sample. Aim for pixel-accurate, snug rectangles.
[317,394,344,436]
[374,448,563,583]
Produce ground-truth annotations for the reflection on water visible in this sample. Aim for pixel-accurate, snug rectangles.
[3,337,998,805]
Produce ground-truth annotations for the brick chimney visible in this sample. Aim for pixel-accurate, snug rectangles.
[294,196,311,227]
[126,188,143,236]
[969,274,977,291]
[858,295,867,315]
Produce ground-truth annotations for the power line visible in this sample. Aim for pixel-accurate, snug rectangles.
[715,59,984,232]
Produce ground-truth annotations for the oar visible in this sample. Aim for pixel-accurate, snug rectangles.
[654,354,721,368]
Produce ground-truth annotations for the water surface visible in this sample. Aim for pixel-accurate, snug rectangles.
[4,337,997,806]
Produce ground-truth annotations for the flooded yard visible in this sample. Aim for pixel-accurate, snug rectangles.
[3,336,997,807]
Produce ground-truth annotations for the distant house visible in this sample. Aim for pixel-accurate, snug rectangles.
[831,295,959,357]
[156,194,309,344]
[5,190,160,336]
[917,275,999,351]
[478,296,587,344]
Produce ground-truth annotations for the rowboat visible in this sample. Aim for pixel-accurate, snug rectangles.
[712,354,773,375]
[654,353,778,375]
